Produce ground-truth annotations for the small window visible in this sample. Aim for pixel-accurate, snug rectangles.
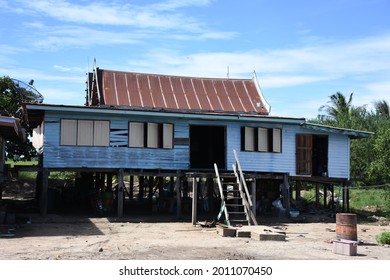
[163,123,173,149]
[244,127,255,151]
[129,122,144,148]
[60,119,77,145]
[147,123,159,148]
[94,121,110,146]
[258,127,268,152]
[241,126,282,153]
[77,120,94,146]
[272,128,282,152]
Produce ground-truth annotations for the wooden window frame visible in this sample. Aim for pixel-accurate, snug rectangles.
[241,126,282,153]
[128,122,174,149]
[60,119,110,147]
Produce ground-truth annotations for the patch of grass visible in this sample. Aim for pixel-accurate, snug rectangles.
[350,188,390,218]
[299,185,390,218]
[376,232,390,245]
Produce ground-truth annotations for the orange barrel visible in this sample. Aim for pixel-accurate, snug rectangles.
[336,213,357,241]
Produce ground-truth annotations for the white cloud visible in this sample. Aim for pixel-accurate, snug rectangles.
[125,33,390,88]
[15,0,208,32]
[53,65,85,73]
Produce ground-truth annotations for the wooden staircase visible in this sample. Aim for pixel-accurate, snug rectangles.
[214,150,258,227]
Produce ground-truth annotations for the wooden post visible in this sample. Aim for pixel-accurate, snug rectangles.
[192,177,197,226]
[251,179,256,217]
[129,176,134,200]
[296,181,301,199]
[342,182,346,212]
[331,184,335,212]
[283,173,290,215]
[323,184,327,208]
[148,176,154,200]
[40,168,48,217]
[315,183,320,207]
[346,183,350,212]
[175,171,182,219]
[138,176,144,201]
[117,169,124,218]
[107,173,113,191]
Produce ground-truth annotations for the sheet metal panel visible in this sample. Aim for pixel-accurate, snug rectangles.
[213,80,234,112]
[159,76,178,109]
[126,73,142,107]
[138,74,154,107]
[202,79,223,111]
[114,72,130,106]
[171,76,190,110]
[148,75,166,108]
[99,69,269,115]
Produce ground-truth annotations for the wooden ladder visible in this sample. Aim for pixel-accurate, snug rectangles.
[214,150,258,226]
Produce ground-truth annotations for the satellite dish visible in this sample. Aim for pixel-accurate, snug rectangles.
[10,78,44,103]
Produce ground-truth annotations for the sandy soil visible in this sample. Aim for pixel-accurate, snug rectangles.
[1,212,389,260]
[1,178,389,260]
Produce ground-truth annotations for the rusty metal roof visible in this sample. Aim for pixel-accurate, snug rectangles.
[89,68,270,115]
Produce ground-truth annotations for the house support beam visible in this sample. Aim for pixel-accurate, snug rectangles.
[40,168,48,217]
[175,171,182,219]
[283,173,290,216]
[117,169,124,218]
[191,177,197,226]
[251,179,256,217]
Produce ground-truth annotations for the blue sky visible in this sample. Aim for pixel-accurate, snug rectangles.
[1,0,389,119]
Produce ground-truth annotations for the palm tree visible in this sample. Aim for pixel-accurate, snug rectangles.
[373,100,390,118]
[319,92,354,121]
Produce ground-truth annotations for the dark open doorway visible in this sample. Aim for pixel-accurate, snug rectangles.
[190,125,226,170]
[296,134,328,176]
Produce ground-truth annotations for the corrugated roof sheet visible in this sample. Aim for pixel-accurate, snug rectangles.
[90,69,270,115]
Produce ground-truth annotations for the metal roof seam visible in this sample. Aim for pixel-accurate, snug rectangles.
[213,80,225,111]
[113,72,119,105]
[190,77,202,110]
[221,80,236,111]
[179,77,191,109]
[168,76,179,109]
[124,73,131,106]
[231,80,246,112]
[136,74,144,107]
[146,75,156,108]
[158,76,168,108]
[200,79,214,111]
[242,80,257,112]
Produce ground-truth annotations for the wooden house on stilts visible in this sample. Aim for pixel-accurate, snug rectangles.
[23,63,371,225]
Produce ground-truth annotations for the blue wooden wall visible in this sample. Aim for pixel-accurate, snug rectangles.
[41,110,351,179]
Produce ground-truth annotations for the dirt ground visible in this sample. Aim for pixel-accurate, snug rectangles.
[0,211,389,260]
[1,178,389,260]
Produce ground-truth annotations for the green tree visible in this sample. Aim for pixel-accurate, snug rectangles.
[374,100,390,118]
[0,76,36,160]
[319,92,354,124]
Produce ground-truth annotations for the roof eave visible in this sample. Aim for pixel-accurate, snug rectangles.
[302,123,374,139]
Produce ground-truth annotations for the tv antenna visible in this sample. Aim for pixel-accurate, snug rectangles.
[10,78,44,103]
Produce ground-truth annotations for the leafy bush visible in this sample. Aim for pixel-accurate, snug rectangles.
[376,232,390,245]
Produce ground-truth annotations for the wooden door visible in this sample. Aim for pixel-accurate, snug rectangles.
[296,134,312,175]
